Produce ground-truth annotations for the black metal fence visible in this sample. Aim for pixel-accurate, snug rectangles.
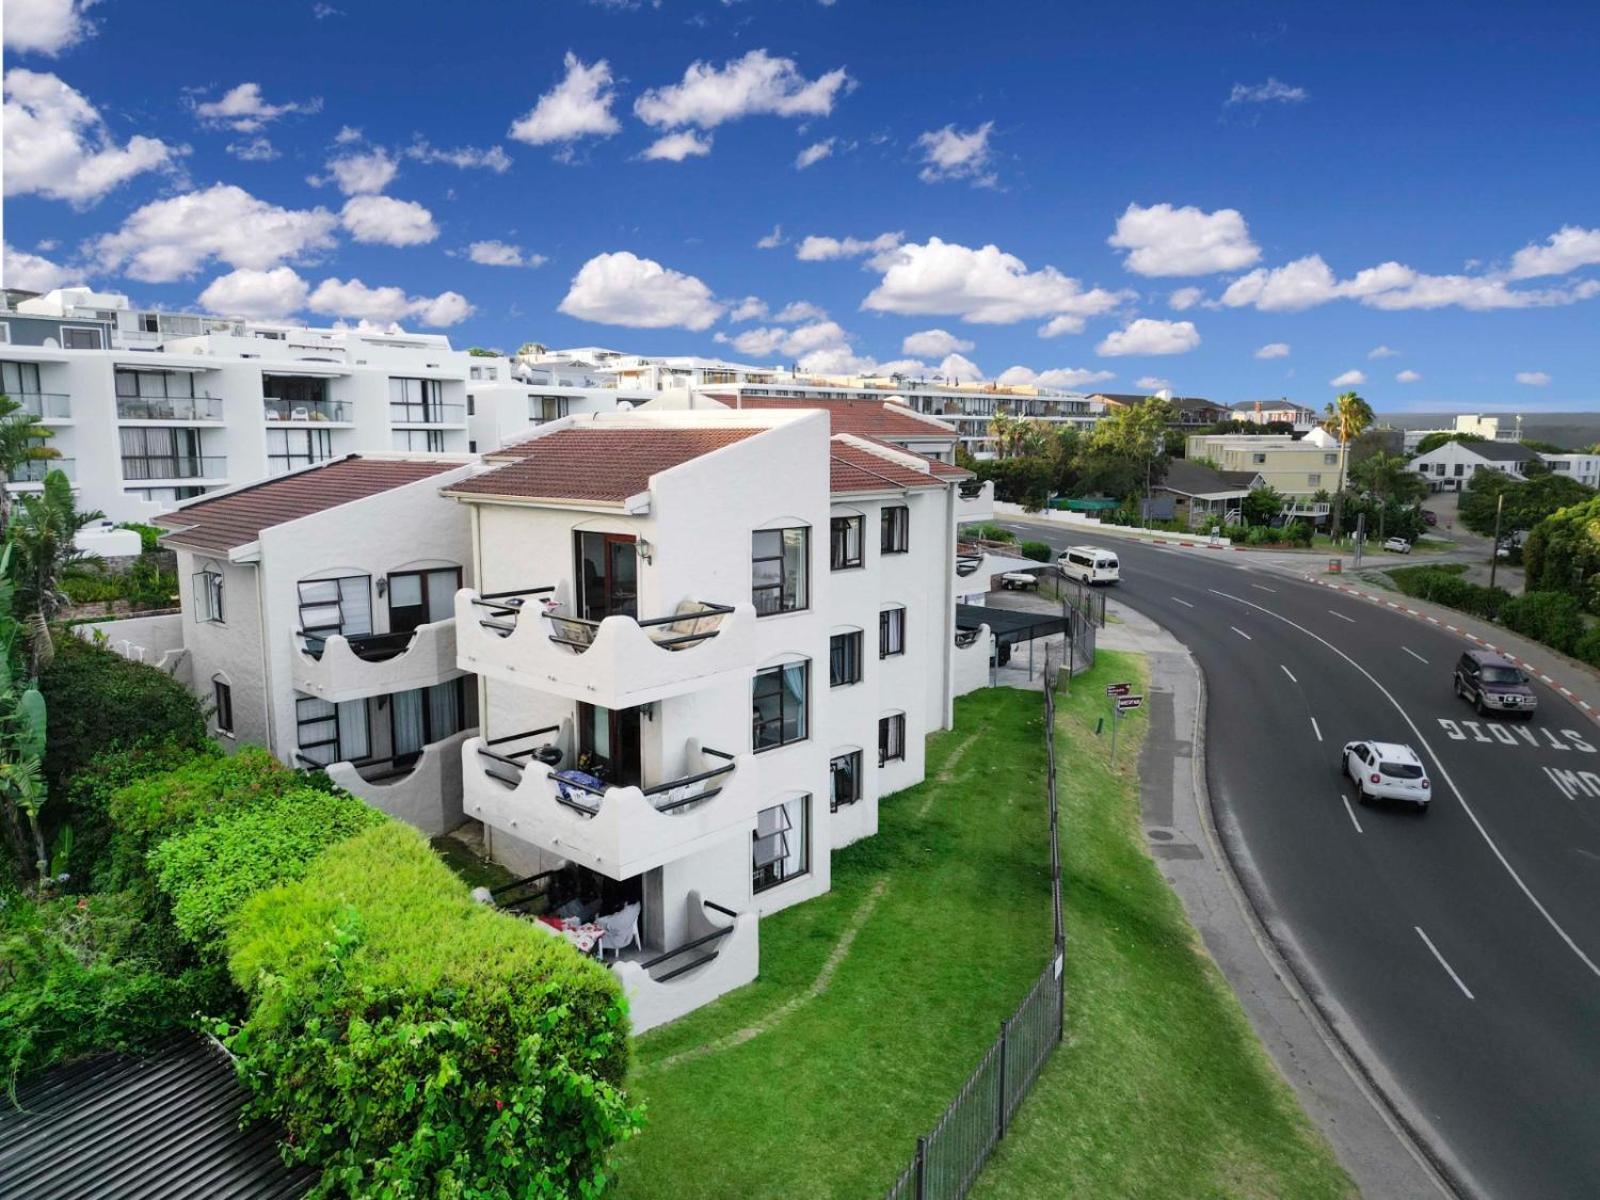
[883,651,1066,1200]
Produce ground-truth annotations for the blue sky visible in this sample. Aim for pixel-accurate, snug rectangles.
[4,0,1599,411]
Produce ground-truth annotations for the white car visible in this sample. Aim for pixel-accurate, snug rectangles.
[1343,740,1431,810]
[1382,537,1412,554]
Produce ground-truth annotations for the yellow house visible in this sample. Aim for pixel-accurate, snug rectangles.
[1185,432,1344,520]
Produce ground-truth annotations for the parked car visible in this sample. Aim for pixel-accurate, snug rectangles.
[1454,649,1538,717]
[1422,509,1438,526]
[1382,537,1412,554]
[1342,740,1431,810]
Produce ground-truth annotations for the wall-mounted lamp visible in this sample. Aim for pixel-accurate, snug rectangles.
[635,538,654,564]
[376,577,387,598]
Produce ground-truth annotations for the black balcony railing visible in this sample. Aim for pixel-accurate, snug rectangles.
[295,749,423,782]
[475,724,564,788]
[547,602,735,652]
[958,479,986,499]
[638,900,739,982]
[471,586,556,636]
[298,628,419,662]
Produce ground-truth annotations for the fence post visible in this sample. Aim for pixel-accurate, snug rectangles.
[914,1135,928,1200]
[997,1017,1010,1140]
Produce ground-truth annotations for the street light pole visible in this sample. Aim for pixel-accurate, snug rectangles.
[1489,491,1505,591]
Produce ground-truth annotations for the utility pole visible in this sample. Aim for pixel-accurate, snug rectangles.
[1489,491,1505,591]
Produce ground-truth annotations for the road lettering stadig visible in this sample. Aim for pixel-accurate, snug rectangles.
[1436,718,1598,752]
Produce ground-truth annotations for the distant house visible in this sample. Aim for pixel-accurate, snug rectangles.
[1232,399,1319,432]
[1154,459,1263,529]
[1091,392,1230,428]
[1541,452,1600,488]
[1409,439,1531,492]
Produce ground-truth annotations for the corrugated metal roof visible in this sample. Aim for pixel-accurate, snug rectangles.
[0,1034,313,1200]
[154,457,460,554]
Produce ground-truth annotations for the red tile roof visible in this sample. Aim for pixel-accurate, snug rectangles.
[154,457,461,554]
[728,397,958,441]
[828,439,949,494]
[446,426,760,505]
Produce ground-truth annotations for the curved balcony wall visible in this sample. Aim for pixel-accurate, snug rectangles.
[954,550,1042,596]
[292,618,462,703]
[455,589,758,709]
[611,893,759,1034]
[955,478,995,523]
[324,729,472,836]
[461,736,759,879]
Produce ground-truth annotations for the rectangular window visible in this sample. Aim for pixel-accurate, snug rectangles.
[192,569,224,623]
[392,429,445,452]
[62,326,103,350]
[1307,473,1321,487]
[878,713,906,766]
[295,696,370,766]
[830,751,862,812]
[466,394,476,415]
[389,376,444,423]
[752,661,808,751]
[213,680,234,735]
[0,361,40,395]
[829,631,862,687]
[879,607,906,658]
[266,428,333,475]
[880,505,909,554]
[752,794,810,893]
[297,576,372,639]
[752,527,809,616]
[1324,453,1338,465]
[1252,452,1267,465]
[830,515,863,570]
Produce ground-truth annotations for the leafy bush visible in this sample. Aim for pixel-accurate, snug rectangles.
[1387,566,1509,620]
[111,745,300,851]
[150,788,384,949]
[117,523,165,555]
[1019,540,1051,562]
[39,636,206,793]
[1499,591,1587,655]
[225,822,640,1199]
[1574,628,1600,669]
[59,739,204,889]
[961,522,1015,543]
[0,889,233,1085]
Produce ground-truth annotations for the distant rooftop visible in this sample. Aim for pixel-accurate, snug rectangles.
[828,437,956,494]
[717,396,958,441]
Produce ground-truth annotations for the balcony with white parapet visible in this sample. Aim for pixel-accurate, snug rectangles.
[291,618,463,703]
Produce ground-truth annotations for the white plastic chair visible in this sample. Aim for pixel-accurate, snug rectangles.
[290,407,310,422]
[597,902,642,960]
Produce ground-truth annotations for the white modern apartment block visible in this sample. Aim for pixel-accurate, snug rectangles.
[1409,439,1532,491]
[153,455,483,834]
[1401,413,1526,453]
[446,406,974,1030]
[1540,452,1600,488]
[0,289,628,523]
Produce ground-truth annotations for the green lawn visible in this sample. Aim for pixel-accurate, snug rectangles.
[610,653,1351,1199]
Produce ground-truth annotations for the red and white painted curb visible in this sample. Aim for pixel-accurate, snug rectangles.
[1303,574,1600,725]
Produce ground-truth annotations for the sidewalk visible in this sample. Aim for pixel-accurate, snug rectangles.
[1102,598,1450,1200]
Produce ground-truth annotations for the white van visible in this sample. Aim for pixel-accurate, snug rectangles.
[1058,546,1120,585]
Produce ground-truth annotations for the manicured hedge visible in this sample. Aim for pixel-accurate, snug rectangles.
[225,821,639,1199]
[1019,540,1051,562]
[110,745,302,850]
[149,786,385,949]
[1499,591,1587,656]
[1387,565,1510,621]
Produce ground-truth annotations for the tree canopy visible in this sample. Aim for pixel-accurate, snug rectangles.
[1459,468,1596,537]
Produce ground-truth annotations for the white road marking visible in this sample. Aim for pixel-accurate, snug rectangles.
[1281,665,1298,684]
[1208,586,1600,980]
[1403,647,1428,664]
[1171,596,1195,608]
[1311,717,1323,742]
[1328,609,1357,623]
[1415,926,1476,1000]
[1341,794,1364,834]
[1230,626,1252,641]
[1252,583,1278,593]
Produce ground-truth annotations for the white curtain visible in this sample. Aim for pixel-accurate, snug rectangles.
[391,689,425,757]
[337,699,370,761]
[426,681,460,740]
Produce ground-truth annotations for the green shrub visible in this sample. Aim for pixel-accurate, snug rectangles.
[0,890,234,1086]
[1500,591,1586,655]
[117,522,165,555]
[150,788,384,949]
[961,521,1015,543]
[1019,540,1051,562]
[60,740,206,889]
[62,573,124,604]
[39,636,206,793]
[1574,628,1600,669]
[225,822,639,1199]
[110,745,299,850]
[1387,565,1509,621]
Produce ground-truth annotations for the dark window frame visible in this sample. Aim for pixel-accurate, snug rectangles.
[830,514,863,570]
[751,526,810,617]
[752,660,809,752]
[192,568,224,623]
[879,606,906,659]
[752,794,811,893]
[213,679,234,735]
[878,713,906,767]
[830,630,862,687]
[830,751,862,812]
[880,505,910,554]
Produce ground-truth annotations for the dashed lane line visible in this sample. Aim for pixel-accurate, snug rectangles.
[1311,717,1323,742]
[1171,596,1195,608]
[1329,609,1357,623]
[1415,926,1476,1000]
[1341,794,1364,834]
[1403,647,1429,664]
[1231,626,1253,641]
[1282,665,1298,684]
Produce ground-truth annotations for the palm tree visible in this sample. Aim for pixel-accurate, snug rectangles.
[1323,391,1374,540]
[0,392,62,538]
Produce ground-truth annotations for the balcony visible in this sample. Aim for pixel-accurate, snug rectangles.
[956,478,995,523]
[456,587,758,709]
[609,892,759,1034]
[10,392,72,421]
[9,458,74,484]
[462,731,759,879]
[316,729,473,837]
[121,455,227,482]
[389,402,467,427]
[115,395,224,422]
[292,618,462,703]
[955,541,1042,595]
[263,397,352,424]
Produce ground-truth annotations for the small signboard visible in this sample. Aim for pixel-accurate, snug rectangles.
[1105,682,1131,697]
[1116,695,1144,712]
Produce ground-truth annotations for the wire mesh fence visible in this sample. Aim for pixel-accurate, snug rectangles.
[883,648,1066,1200]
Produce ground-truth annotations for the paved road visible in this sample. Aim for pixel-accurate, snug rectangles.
[1003,523,1600,1200]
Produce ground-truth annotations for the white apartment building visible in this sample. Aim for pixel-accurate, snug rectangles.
[153,455,483,834]
[445,407,977,1029]
[0,289,631,523]
[1230,399,1320,432]
[1409,439,1532,491]
[1540,452,1600,488]
[1401,413,1526,453]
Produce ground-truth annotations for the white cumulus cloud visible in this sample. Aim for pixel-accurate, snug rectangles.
[558,251,724,330]
[1221,252,1600,312]
[795,231,902,262]
[91,183,339,282]
[226,136,279,161]
[308,277,473,327]
[197,266,310,319]
[1108,202,1260,277]
[339,195,438,246]
[3,0,97,56]
[902,329,974,358]
[1329,369,1366,387]
[321,147,397,195]
[1095,318,1200,357]
[3,69,185,206]
[467,240,545,268]
[1516,371,1551,386]
[641,130,713,161]
[1395,369,1422,383]
[634,49,851,131]
[938,352,983,382]
[2,241,75,290]
[862,237,1130,326]
[1168,286,1203,310]
[404,138,511,172]
[756,224,786,250]
[1507,226,1600,280]
[996,365,1114,389]
[916,121,995,186]
[1368,344,1399,358]
[510,52,621,147]
[1227,78,1308,105]
[1254,342,1290,359]
[1136,376,1172,391]
[192,82,320,132]
[795,139,834,169]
